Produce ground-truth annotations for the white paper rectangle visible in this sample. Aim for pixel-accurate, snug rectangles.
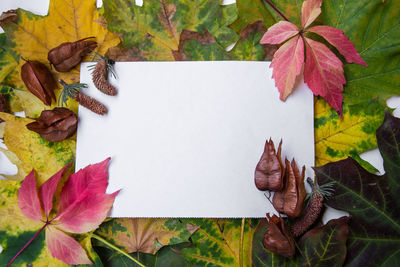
[76,61,314,218]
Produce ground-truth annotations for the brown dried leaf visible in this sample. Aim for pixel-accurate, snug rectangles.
[26,107,77,142]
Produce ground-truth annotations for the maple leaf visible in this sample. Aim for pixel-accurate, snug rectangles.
[260,0,367,115]
[10,158,119,265]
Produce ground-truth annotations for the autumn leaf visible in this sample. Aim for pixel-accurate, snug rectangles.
[315,112,400,266]
[95,218,198,255]
[260,0,366,115]
[0,0,120,117]
[9,158,119,265]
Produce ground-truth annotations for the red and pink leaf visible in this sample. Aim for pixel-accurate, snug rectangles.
[307,25,367,66]
[260,21,299,44]
[270,35,304,100]
[301,0,322,29]
[55,191,119,234]
[17,171,43,222]
[39,163,71,218]
[46,225,92,265]
[304,37,345,115]
[57,158,111,214]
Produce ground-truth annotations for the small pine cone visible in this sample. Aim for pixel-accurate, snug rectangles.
[74,92,107,115]
[92,59,117,96]
[291,192,324,237]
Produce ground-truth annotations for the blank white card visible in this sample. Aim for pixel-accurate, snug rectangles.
[77,61,314,218]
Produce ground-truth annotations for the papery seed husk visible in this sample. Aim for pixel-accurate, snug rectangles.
[92,59,117,95]
[263,214,295,258]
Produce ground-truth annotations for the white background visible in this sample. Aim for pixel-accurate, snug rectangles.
[1,0,399,218]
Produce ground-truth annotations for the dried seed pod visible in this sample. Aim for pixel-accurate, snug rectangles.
[291,178,335,237]
[255,139,284,191]
[59,79,107,115]
[263,213,295,258]
[273,159,306,218]
[26,107,77,142]
[21,59,56,106]
[88,52,117,95]
[48,37,97,72]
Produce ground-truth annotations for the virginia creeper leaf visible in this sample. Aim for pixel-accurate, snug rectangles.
[259,21,299,44]
[301,0,321,28]
[315,112,400,267]
[17,171,43,222]
[45,225,92,265]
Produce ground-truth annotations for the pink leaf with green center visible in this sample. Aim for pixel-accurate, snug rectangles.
[301,0,322,28]
[57,158,111,213]
[307,25,367,66]
[17,171,43,222]
[270,35,304,100]
[45,225,92,265]
[39,163,71,218]
[55,190,119,233]
[260,21,299,44]
[304,37,345,115]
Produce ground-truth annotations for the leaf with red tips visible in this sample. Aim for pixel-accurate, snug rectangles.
[260,21,299,45]
[307,25,367,66]
[46,225,92,265]
[55,191,119,234]
[57,158,111,214]
[39,163,71,218]
[17,171,43,222]
[304,37,345,115]
[271,35,304,100]
[301,0,322,28]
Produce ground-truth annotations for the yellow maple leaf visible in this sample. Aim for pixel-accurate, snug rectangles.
[1,0,120,117]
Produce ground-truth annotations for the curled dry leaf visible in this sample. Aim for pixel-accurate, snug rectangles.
[273,158,306,218]
[21,60,57,106]
[254,139,284,191]
[26,107,78,142]
[48,37,98,72]
[263,213,295,258]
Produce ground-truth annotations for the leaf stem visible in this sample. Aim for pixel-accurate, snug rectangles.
[263,0,290,22]
[7,222,49,267]
[91,233,146,267]
[239,218,245,267]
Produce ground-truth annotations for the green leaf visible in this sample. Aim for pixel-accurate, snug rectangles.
[103,0,237,61]
[181,218,258,266]
[321,0,400,106]
[315,112,400,267]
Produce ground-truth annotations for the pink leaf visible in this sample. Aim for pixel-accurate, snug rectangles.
[55,190,119,234]
[301,0,322,28]
[58,158,111,214]
[260,21,299,44]
[304,37,345,115]
[270,35,304,100]
[307,25,367,66]
[17,171,43,222]
[39,163,71,219]
[46,225,92,265]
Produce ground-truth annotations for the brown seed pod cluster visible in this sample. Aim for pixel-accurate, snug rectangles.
[48,37,97,72]
[26,107,77,142]
[58,79,107,115]
[254,139,284,191]
[21,59,57,106]
[88,52,117,96]
[263,213,295,258]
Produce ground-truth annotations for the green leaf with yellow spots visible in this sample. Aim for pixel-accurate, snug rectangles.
[95,218,198,255]
[0,112,75,184]
[180,218,257,266]
[0,0,120,117]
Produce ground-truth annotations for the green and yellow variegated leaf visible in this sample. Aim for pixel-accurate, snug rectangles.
[181,218,258,266]
[95,218,198,254]
[0,112,75,184]
[0,180,67,266]
[315,98,385,167]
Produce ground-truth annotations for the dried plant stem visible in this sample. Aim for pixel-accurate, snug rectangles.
[91,233,146,267]
[74,92,107,115]
[263,0,290,22]
[7,222,49,267]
